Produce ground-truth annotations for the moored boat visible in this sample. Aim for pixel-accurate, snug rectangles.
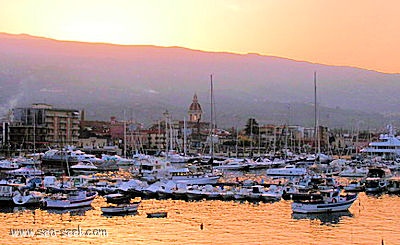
[43,188,97,209]
[101,202,140,215]
[12,190,44,206]
[291,188,358,214]
[266,165,307,176]
[104,193,131,204]
[147,211,167,218]
[70,160,98,174]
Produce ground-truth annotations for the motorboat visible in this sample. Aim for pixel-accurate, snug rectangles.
[339,166,368,178]
[70,160,98,174]
[168,167,221,185]
[101,202,140,215]
[266,165,307,176]
[248,185,283,202]
[291,188,358,214]
[364,167,391,193]
[43,188,98,209]
[213,158,249,171]
[0,159,20,171]
[5,166,44,176]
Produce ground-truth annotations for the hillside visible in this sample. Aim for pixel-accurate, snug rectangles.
[0,33,399,130]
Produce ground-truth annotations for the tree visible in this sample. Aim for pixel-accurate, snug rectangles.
[244,118,259,136]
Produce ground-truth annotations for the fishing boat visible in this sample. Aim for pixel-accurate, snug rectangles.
[291,188,358,214]
[101,202,140,215]
[146,211,168,218]
[43,188,97,209]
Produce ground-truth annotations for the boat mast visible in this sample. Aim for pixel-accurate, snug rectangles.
[33,112,36,155]
[163,110,169,158]
[123,110,127,158]
[313,71,320,162]
[183,117,187,156]
[210,74,214,160]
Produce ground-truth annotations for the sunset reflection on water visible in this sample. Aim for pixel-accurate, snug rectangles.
[0,193,399,245]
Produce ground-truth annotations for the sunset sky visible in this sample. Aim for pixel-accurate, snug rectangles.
[1,0,399,73]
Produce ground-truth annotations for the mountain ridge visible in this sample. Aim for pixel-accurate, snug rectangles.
[0,32,399,130]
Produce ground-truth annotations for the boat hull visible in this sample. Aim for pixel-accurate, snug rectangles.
[291,195,358,214]
[44,192,97,209]
[101,203,140,215]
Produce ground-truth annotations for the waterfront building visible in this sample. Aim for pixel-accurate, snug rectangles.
[8,103,80,150]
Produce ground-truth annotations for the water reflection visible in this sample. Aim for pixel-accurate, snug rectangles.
[291,210,353,225]
[45,206,93,216]
[0,206,37,213]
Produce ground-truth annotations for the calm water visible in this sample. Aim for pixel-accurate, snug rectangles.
[0,193,399,245]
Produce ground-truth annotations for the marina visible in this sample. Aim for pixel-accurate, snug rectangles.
[0,191,399,244]
[0,149,399,244]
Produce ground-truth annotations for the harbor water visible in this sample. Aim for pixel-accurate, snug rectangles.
[0,192,399,245]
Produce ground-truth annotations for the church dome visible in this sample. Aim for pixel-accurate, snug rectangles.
[188,93,203,122]
[189,94,202,111]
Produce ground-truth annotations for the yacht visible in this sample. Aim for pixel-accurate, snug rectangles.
[360,125,400,158]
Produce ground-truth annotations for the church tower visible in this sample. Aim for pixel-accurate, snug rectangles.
[188,93,202,122]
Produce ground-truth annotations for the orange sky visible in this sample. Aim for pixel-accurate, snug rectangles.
[1,0,399,73]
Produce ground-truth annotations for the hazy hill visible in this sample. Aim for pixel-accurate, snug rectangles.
[1,32,399,130]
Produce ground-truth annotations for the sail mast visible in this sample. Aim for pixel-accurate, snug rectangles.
[210,74,214,159]
[314,71,320,161]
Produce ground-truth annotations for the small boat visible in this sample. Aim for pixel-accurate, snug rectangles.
[13,190,44,206]
[0,159,20,171]
[343,181,365,192]
[147,211,168,218]
[43,188,98,209]
[291,188,358,214]
[387,176,400,194]
[104,193,131,204]
[364,168,391,194]
[101,202,140,215]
